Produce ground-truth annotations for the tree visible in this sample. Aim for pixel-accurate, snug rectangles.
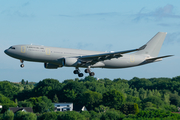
[142,96,164,108]
[0,81,20,99]
[100,110,125,120]
[18,101,33,107]
[102,90,125,110]
[126,95,141,103]
[21,79,25,85]
[14,111,37,120]
[33,78,62,100]
[81,91,102,110]
[95,105,109,113]
[27,96,54,113]
[170,94,180,106]
[3,110,14,120]
[38,112,58,120]
[34,101,48,113]
[0,94,17,113]
[84,76,97,82]
[62,89,77,102]
[120,103,139,115]
[61,81,87,104]
[58,111,86,120]
[53,94,59,103]
[26,80,28,85]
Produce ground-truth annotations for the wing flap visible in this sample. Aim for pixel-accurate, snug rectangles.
[80,48,139,60]
[79,48,142,65]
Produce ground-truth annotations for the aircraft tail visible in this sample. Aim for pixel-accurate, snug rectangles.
[134,32,167,57]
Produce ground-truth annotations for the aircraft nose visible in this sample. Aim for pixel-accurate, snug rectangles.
[4,49,9,55]
[4,49,8,54]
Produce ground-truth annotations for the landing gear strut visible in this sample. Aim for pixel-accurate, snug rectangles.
[84,66,95,76]
[20,60,24,68]
[73,66,95,77]
[73,67,84,77]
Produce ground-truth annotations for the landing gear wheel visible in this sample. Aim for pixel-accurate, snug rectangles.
[89,72,95,76]
[73,70,79,74]
[20,64,24,68]
[85,69,91,73]
[78,73,84,77]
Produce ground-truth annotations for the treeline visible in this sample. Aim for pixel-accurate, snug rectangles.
[1,76,180,120]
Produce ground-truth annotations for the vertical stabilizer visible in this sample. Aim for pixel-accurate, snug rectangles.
[134,32,167,57]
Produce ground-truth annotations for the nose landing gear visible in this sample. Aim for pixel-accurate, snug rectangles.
[20,60,24,68]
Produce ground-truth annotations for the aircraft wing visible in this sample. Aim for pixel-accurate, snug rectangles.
[78,48,141,65]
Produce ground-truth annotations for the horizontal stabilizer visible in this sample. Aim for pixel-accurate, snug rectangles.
[146,55,174,61]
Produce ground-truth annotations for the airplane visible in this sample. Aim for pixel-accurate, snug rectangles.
[4,32,173,77]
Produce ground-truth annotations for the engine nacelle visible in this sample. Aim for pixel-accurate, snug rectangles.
[44,63,60,69]
[64,58,81,67]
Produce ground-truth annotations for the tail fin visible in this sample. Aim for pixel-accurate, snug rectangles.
[134,32,167,57]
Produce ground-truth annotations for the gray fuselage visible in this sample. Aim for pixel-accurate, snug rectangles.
[4,44,147,69]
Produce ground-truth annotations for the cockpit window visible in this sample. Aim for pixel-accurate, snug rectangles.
[9,46,15,49]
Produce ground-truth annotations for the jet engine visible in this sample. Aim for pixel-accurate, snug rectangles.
[44,63,60,69]
[64,58,81,67]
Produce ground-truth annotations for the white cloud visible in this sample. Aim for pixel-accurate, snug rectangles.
[134,4,180,22]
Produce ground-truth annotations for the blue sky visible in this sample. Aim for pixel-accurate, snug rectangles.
[1,0,180,82]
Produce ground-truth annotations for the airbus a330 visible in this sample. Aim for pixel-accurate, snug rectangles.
[4,32,173,77]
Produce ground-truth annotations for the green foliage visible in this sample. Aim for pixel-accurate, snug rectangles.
[0,94,17,113]
[0,94,15,104]
[2,75,180,119]
[38,112,58,120]
[169,93,180,106]
[14,111,37,120]
[33,78,62,100]
[81,91,102,110]
[164,105,178,112]
[1,103,17,113]
[80,111,91,120]
[84,76,97,82]
[53,94,59,103]
[0,81,19,99]
[126,95,141,103]
[120,102,139,115]
[63,89,77,102]
[57,111,86,120]
[102,90,125,109]
[142,96,164,108]
[61,81,87,104]
[27,96,54,113]
[135,109,180,119]
[100,110,125,120]
[95,105,109,113]
[21,79,25,85]
[134,103,139,114]
[18,101,33,107]
[3,110,14,120]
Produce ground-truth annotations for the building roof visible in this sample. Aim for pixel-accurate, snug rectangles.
[9,107,33,113]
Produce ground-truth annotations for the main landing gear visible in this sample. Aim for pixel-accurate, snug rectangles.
[73,67,84,77]
[84,67,95,76]
[73,67,95,77]
[20,60,24,68]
